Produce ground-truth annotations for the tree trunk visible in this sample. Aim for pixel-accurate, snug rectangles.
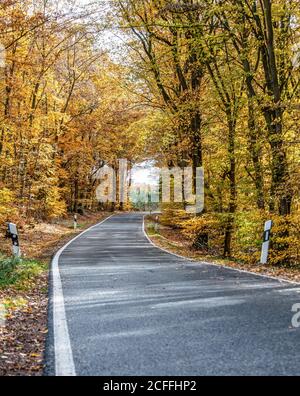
[73,174,79,213]
[224,116,236,257]
[261,0,292,215]
[264,109,292,215]
[191,110,203,196]
[247,97,265,210]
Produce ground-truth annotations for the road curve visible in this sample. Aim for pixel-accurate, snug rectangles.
[45,213,300,376]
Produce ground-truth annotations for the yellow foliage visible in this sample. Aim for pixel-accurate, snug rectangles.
[160,204,191,229]
[0,188,17,224]
[181,214,224,252]
[44,187,67,220]
[178,210,300,266]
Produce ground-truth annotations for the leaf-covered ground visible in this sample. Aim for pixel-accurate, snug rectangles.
[0,212,110,376]
[0,275,48,376]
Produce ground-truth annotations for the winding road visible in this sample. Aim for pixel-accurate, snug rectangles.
[45,213,300,376]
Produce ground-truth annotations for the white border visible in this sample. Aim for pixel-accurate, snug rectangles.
[142,216,300,286]
[52,215,114,376]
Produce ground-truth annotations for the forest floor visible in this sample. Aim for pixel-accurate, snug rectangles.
[145,216,300,285]
[0,211,111,376]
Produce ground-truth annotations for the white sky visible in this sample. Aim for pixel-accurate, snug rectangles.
[132,162,160,187]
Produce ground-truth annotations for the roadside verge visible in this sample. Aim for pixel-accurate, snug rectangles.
[144,216,300,286]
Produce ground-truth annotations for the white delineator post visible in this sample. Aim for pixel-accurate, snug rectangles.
[261,220,273,265]
[7,223,21,258]
[154,215,159,233]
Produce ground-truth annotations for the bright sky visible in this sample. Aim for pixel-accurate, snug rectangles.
[72,0,127,58]
[132,162,160,187]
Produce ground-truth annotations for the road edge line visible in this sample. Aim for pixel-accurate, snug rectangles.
[52,214,114,376]
[142,216,300,287]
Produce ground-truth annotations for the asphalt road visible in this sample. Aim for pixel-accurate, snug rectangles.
[46,213,300,376]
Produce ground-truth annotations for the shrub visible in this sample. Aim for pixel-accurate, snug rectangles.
[268,215,300,266]
[0,256,19,286]
[181,213,224,253]
[160,203,191,229]
[180,210,300,266]
[233,210,265,264]
[0,255,46,289]
[233,212,300,266]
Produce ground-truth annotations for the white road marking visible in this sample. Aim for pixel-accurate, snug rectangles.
[52,215,114,376]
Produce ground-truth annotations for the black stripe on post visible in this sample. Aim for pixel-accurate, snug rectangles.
[263,230,271,243]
